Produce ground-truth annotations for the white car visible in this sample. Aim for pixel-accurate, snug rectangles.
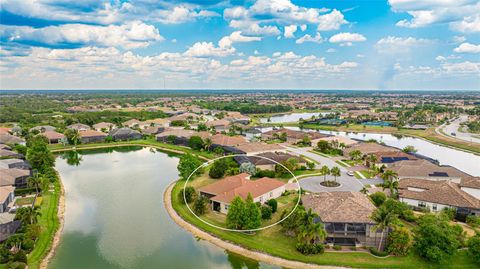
[347,171,355,176]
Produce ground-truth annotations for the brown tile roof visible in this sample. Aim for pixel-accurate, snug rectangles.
[399,178,480,209]
[206,119,230,127]
[0,128,11,135]
[0,186,15,203]
[390,159,472,179]
[0,134,24,145]
[263,128,326,140]
[302,192,376,224]
[250,152,306,166]
[93,122,115,129]
[460,177,480,189]
[234,142,284,154]
[0,168,30,186]
[343,142,399,155]
[198,173,251,196]
[79,130,107,138]
[40,131,65,140]
[210,134,247,146]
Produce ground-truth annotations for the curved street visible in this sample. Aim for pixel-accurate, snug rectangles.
[436,115,480,144]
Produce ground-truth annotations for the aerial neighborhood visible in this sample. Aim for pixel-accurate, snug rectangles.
[1,91,480,268]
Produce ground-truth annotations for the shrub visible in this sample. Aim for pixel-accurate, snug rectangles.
[332,245,341,250]
[370,192,387,207]
[239,162,257,175]
[193,196,208,215]
[12,250,27,263]
[441,207,457,221]
[178,186,197,204]
[369,247,388,257]
[295,243,325,255]
[350,246,357,251]
[466,215,480,228]
[209,159,228,179]
[266,199,278,213]
[467,234,480,264]
[188,136,204,150]
[255,169,276,178]
[386,227,412,256]
[261,205,272,220]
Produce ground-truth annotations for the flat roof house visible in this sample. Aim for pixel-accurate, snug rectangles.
[302,192,386,249]
[78,130,107,143]
[399,178,480,216]
[198,173,286,214]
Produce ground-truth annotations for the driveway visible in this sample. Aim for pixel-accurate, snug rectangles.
[283,145,368,193]
[436,115,480,144]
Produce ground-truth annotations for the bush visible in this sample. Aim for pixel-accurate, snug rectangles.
[332,245,341,250]
[255,169,275,178]
[295,243,325,255]
[386,227,412,256]
[178,186,197,204]
[369,247,388,257]
[193,196,208,215]
[466,215,480,228]
[12,250,27,263]
[441,207,457,221]
[14,187,38,196]
[266,199,278,213]
[209,159,228,179]
[370,192,387,207]
[467,234,480,264]
[261,205,272,220]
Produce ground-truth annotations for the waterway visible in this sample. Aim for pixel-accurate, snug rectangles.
[49,146,279,269]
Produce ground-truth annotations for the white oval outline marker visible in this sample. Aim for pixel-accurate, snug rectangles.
[183,153,302,232]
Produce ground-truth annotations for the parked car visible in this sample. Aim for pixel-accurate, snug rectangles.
[451,132,456,136]
[347,171,355,176]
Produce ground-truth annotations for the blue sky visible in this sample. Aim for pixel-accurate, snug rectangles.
[0,0,479,90]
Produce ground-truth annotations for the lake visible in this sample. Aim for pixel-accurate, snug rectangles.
[49,146,279,269]
[259,112,332,123]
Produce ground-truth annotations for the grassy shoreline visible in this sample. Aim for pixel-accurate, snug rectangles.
[170,179,476,268]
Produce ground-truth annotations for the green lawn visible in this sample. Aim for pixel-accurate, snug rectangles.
[27,181,61,269]
[171,180,477,268]
[359,170,377,179]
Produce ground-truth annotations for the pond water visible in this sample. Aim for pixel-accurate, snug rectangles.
[259,112,332,123]
[49,146,279,269]
[285,127,480,176]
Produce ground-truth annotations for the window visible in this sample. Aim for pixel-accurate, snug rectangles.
[418,201,426,208]
[269,192,273,197]
[432,204,437,211]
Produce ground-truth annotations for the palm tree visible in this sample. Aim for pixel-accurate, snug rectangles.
[330,166,341,182]
[320,165,330,182]
[349,150,362,161]
[297,209,326,245]
[371,206,398,251]
[28,171,42,195]
[382,170,399,197]
[338,142,346,150]
[204,137,212,151]
[366,154,378,168]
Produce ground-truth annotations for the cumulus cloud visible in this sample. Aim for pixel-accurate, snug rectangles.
[183,42,235,57]
[388,0,480,32]
[228,21,281,36]
[296,33,323,44]
[218,31,261,48]
[284,25,297,38]
[224,0,347,33]
[375,36,434,53]
[454,43,480,53]
[0,21,163,49]
[329,32,366,46]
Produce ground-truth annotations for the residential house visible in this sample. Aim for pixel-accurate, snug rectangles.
[144,118,170,128]
[241,152,307,171]
[372,151,417,166]
[29,125,56,133]
[67,123,91,132]
[206,119,231,132]
[0,159,30,170]
[78,130,107,143]
[302,192,386,248]
[0,149,23,159]
[224,112,250,124]
[311,136,359,148]
[142,126,165,135]
[0,144,11,150]
[0,134,25,145]
[210,134,247,147]
[261,128,327,144]
[460,177,480,200]
[93,122,116,132]
[156,129,211,146]
[198,173,286,214]
[399,178,480,216]
[0,168,31,187]
[168,112,201,122]
[390,159,472,182]
[343,142,399,158]
[0,186,15,213]
[0,128,11,135]
[234,142,286,155]
[40,131,66,144]
[0,217,21,242]
[122,119,149,129]
[109,128,142,141]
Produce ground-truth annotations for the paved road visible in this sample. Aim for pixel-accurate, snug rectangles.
[282,145,372,193]
[436,115,480,144]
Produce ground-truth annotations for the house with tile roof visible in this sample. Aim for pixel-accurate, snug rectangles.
[0,168,31,187]
[390,159,472,182]
[262,128,327,144]
[302,192,386,248]
[233,142,286,155]
[198,173,286,214]
[78,130,107,143]
[67,123,91,132]
[399,178,480,216]
[40,131,66,144]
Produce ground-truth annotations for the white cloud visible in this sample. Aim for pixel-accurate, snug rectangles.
[388,0,480,32]
[329,32,366,45]
[284,25,297,38]
[149,5,220,24]
[300,24,307,31]
[184,42,235,57]
[0,21,163,49]
[375,36,434,53]
[326,48,336,53]
[224,0,347,33]
[454,43,480,53]
[218,31,261,48]
[229,21,281,36]
[296,33,323,44]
